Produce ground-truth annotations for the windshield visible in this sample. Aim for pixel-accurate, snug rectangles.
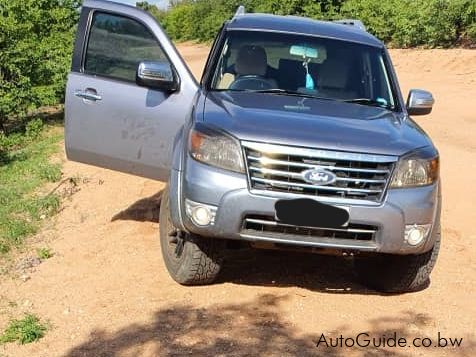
[211,30,396,109]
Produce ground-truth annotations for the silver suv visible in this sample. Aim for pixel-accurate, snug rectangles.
[65,1,441,293]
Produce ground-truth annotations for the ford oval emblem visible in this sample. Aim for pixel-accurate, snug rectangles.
[302,168,337,186]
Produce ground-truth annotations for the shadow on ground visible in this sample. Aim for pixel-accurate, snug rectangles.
[0,149,10,166]
[66,294,474,356]
[111,191,425,295]
[111,191,163,223]
[221,249,383,295]
[1,106,64,167]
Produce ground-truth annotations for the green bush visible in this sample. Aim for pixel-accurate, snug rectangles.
[467,23,476,41]
[0,314,48,345]
[158,0,475,47]
[25,118,44,139]
[162,2,197,41]
[0,0,80,132]
[36,247,54,260]
[342,0,476,47]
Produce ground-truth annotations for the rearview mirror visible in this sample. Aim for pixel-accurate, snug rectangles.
[290,45,327,63]
[136,61,179,92]
[406,89,434,116]
[290,45,318,59]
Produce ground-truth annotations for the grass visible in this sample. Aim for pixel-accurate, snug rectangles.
[36,247,53,260]
[0,118,63,255]
[0,314,48,345]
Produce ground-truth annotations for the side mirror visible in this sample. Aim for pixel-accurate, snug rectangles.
[406,89,434,116]
[136,61,179,92]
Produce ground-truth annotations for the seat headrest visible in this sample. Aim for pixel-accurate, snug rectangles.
[235,45,268,76]
[319,57,351,89]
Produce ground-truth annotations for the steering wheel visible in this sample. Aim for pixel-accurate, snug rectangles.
[229,75,275,90]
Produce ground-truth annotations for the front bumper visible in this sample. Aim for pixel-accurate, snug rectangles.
[173,157,440,255]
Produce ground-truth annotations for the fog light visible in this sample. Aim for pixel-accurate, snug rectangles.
[185,199,217,227]
[405,224,431,246]
[192,206,211,226]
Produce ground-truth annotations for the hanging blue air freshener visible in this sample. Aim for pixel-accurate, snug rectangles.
[306,73,315,90]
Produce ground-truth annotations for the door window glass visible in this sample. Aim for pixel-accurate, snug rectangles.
[84,12,167,81]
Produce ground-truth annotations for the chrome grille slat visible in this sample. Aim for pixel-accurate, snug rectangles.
[249,166,303,179]
[246,218,377,234]
[243,216,378,242]
[243,141,396,202]
[247,155,391,174]
[243,141,397,162]
[249,166,387,184]
[251,177,383,194]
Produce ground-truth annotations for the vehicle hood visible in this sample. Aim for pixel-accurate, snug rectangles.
[201,91,433,156]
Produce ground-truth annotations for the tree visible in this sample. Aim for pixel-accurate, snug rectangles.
[136,1,167,22]
[0,0,80,133]
[159,0,475,47]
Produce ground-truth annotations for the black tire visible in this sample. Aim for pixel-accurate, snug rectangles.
[354,224,441,293]
[159,186,224,285]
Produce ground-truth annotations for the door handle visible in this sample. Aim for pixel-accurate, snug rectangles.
[75,90,102,102]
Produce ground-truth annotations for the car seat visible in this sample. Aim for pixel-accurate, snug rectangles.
[230,45,278,90]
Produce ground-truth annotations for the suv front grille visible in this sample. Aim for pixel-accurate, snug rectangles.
[243,141,397,202]
[243,215,378,242]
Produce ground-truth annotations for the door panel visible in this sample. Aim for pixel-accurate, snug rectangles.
[65,0,198,181]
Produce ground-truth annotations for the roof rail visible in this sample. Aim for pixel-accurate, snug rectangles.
[334,19,366,32]
[233,5,245,19]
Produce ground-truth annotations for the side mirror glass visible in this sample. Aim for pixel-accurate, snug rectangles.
[136,61,179,92]
[406,89,434,116]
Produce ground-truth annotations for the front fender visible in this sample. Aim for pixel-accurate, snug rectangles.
[168,90,205,231]
[168,126,187,231]
[171,126,185,172]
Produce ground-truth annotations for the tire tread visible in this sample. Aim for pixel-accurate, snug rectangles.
[355,224,441,293]
[159,186,224,285]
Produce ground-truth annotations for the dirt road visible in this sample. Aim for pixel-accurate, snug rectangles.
[1,44,475,356]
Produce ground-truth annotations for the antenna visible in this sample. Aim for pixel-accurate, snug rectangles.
[234,5,245,18]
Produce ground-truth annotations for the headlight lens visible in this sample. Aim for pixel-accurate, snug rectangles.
[390,150,439,188]
[189,124,244,173]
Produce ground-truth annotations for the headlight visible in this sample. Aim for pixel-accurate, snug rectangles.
[390,148,439,188]
[189,123,244,173]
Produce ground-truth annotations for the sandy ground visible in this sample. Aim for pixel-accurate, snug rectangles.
[1,44,475,356]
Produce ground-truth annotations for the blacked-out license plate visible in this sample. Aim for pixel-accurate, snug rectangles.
[275,199,350,228]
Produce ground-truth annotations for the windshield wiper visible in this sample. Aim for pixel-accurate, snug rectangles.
[226,89,393,109]
[248,89,339,101]
[343,98,394,110]
[248,89,305,95]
